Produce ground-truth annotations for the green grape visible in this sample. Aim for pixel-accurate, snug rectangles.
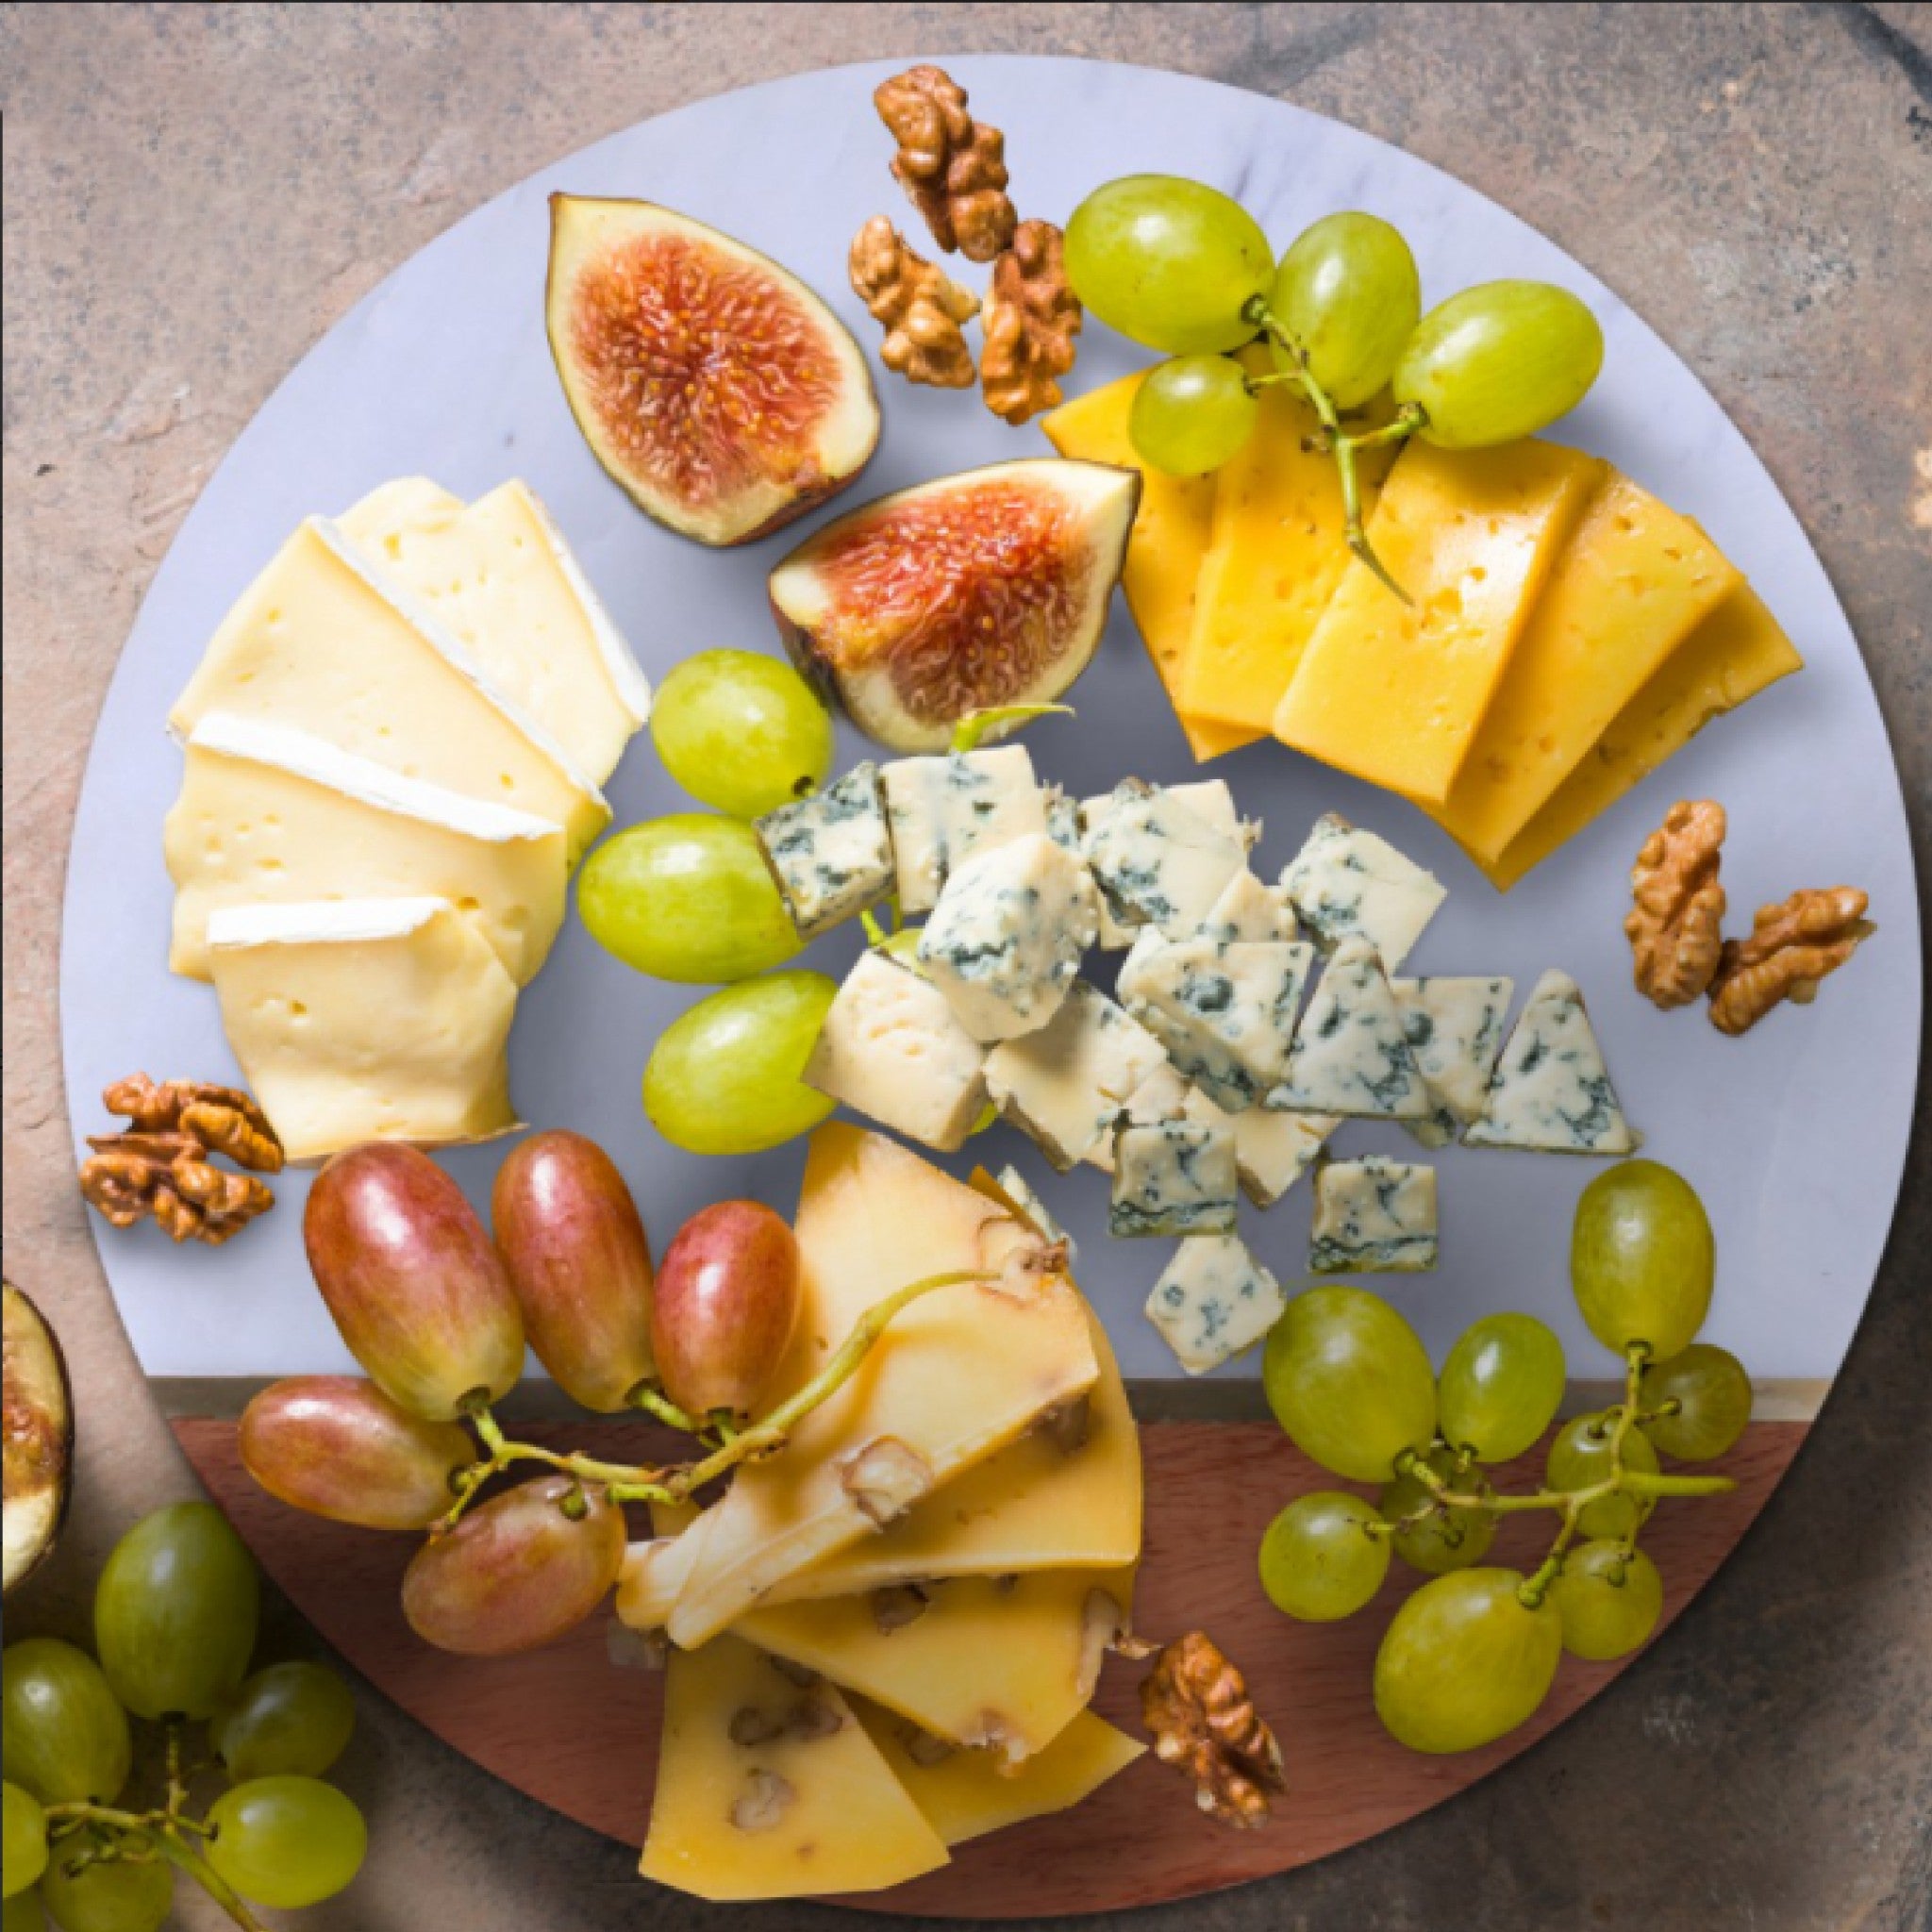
[1261,1287,1438,1484]
[1257,1491,1391,1622]
[2,1784,47,1898]
[1373,1568,1562,1754]
[1378,1446,1497,1575]
[207,1776,368,1910]
[4,1888,44,1932]
[1127,356,1258,475]
[1269,211,1421,410]
[650,650,834,820]
[1639,1342,1753,1462]
[1064,175,1274,355]
[1393,280,1604,447]
[1545,1412,1658,1541]
[1438,1312,1567,1464]
[1,1641,130,1807]
[39,1854,172,1932]
[94,1503,259,1723]
[643,970,838,1156]
[1571,1160,1714,1364]
[211,1662,356,1783]
[1551,1541,1663,1661]
[577,816,803,984]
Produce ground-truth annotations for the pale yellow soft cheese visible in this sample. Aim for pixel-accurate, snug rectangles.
[663,1125,1098,1649]
[638,1630,949,1901]
[166,713,566,985]
[169,518,608,859]
[338,478,649,788]
[205,898,518,1162]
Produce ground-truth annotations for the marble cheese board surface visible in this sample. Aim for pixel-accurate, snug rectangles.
[61,56,1920,1389]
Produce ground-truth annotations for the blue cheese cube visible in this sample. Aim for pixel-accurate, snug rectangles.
[1109,1119,1239,1239]
[1310,1157,1439,1273]
[1267,938,1432,1119]
[1044,788,1083,855]
[880,747,1047,915]
[1184,1087,1339,1209]
[1084,778,1247,940]
[983,981,1169,1170]
[916,833,1099,1042]
[993,1163,1074,1261]
[1119,934,1314,1111]
[804,950,988,1152]
[1391,975,1516,1148]
[1144,1233,1286,1374]
[1080,779,1251,949]
[1201,867,1298,943]
[755,762,893,938]
[1081,1061,1193,1174]
[1280,812,1446,971]
[1464,969,1636,1155]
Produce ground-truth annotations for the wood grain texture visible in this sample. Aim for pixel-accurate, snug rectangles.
[174,1414,1805,1917]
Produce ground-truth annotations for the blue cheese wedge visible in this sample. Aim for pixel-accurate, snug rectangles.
[1081,1061,1193,1174]
[1280,813,1446,971]
[1391,975,1516,1148]
[756,763,894,939]
[1464,969,1636,1155]
[1118,935,1314,1111]
[1201,868,1299,943]
[916,833,1099,1042]
[1143,1233,1286,1374]
[1080,779,1250,949]
[984,982,1168,1170]
[880,747,1047,915]
[992,1164,1074,1261]
[1184,1087,1339,1210]
[1108,1119,1239,1239]
[1083,779,1248,941]
[1310,1157,1439,1273]
[1267,938,1433,1120]
[804,951,988,1153]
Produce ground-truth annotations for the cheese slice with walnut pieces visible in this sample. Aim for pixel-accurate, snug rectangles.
[663,1125,1099,1650]
[639,1631,948,1900]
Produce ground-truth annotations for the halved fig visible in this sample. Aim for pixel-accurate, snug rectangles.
[547,195,880,547]
[3,1282,73,1595]
[769,458,1140,752]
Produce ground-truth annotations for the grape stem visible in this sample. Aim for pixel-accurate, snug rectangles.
[950,704,1075,754]
[42,1802,270,1931]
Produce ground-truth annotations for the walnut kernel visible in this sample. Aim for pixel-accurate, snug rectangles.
[874,64,1016,261]
[1707,886,1874,1035]
[848,217,979,389]
[980,220,1082,425]
[1625,799,1727,1008]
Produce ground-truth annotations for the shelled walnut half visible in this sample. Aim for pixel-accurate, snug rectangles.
[1707,887,1874,1036]
[1140,1629,1285,1829]
[981,220,1082,425]
[874,64,1016,262]
[848,217,980,388]
[1626,799,1727,1008]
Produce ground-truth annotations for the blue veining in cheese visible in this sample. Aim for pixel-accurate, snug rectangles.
[1464,969,1636,1155]
[1083,779,1247,940]
[1310,1156,1439,1273]
[880,747,1047,915]
[1267,938,1432,1119]
[756,762,894,938]
[1184,1086,1338,1209]
[1108,1119,1239,1239]
[1079,779,1249,949]
[1390,974,1516,1149]
[1280,812,1445,971]
[1201,868,1298,943]
[1143,1234,1286,1374]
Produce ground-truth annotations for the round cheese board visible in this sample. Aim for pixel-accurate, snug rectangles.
[59,52,1920,1916]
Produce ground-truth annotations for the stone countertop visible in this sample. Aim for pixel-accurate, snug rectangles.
[3,6,1927,1929]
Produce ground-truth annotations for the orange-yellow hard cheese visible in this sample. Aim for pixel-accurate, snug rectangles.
[1272,439,1604,803]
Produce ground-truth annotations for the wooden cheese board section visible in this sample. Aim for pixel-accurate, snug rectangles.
[174,1413,1803,1917]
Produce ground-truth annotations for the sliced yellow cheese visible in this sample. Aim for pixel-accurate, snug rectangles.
[854,1699,1144,1845]
[734,1565,1134,1764]
[205,897,518,1161]
[166,713,566,985]
[663,1125,1099,1649]
[1482,583,1803,889]
[170,518,608,859]
[639,1631,949,1901]
[1041,375,1251,761]
[1274,440,1605,803]
[1426,470,1744,864]
[1178,375,1398,735]
[338,478,650,788]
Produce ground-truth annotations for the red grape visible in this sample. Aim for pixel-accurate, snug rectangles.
[650,1201,800,1417]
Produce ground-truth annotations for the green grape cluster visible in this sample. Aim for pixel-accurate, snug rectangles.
[2,1507,365,1930]
[1255,1159,1751,1757]
[1065,178,1606,593]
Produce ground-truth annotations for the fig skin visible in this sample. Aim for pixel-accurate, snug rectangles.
[304,1144,525,1424]
[768,458,1141,752]
[651,1202,802,1419]
[492,1131,656,1413]
[240,1376,476,1531]
[2,1281,73,1597]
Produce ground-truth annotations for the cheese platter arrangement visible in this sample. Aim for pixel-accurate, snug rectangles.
[31,52,1920,1924]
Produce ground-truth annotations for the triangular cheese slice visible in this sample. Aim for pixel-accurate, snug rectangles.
[1391,975,1516,1148]
[733,1566,1134,1764]
[639,1631,949,1900]
[1268,938,1431,1119]
[854,1700,1144,1846]
[663,1126,1099,1649]
[1464,969,1636,1154]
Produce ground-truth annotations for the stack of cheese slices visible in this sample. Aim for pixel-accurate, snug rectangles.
[1043,373,1804,888]
[163,478,649,1161]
